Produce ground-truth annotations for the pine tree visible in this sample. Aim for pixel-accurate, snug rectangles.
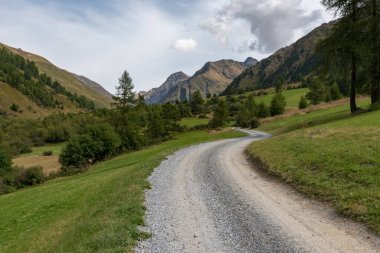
[320,0,364,112]
[210,99,229,128]
[113,70,136,110]
[299,96,308,109]
[190,90,204,115]
[257,101,270,118]
[270,93,286,116]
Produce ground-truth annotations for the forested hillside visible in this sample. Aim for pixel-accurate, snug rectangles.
[0,44,112,117]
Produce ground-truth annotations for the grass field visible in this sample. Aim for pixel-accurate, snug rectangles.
[248,99,380,234]
[180,117,209,127]
[0,129,246,253]
[20,143,65,157]
[255,88,309,109]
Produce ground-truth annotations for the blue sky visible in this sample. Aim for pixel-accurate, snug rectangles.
[0,0,333,93]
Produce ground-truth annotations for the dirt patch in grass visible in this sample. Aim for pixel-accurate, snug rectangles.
[12,155,61,175]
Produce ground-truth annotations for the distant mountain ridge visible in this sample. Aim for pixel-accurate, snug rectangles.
[144,72,189,104]
[223,21,336,95]
[143,57,257,103]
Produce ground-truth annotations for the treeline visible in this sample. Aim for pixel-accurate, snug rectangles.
[184,89,287,129]
[0,47,95,110]
[319,0,380,112]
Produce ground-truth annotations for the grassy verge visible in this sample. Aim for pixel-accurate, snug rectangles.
[248,101,380,234]
[0,129,246,253]
[180,117,209,127]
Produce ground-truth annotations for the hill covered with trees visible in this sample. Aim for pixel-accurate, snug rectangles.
[0,44,112,117]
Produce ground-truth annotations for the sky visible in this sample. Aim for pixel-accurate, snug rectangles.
[0,0,334,94]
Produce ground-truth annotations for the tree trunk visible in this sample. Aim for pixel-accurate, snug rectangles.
[350,1,358,113]
[370,0,380,105]
[350,55,359,112]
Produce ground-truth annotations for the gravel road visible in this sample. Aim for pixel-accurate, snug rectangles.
[136,130,379,253]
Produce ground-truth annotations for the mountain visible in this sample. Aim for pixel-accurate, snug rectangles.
[73,74,113,100]
[145,57,256,103]
[243,57,258,68]
[223,21,335,95]
[0,43,112,117]
[144,72,189,104]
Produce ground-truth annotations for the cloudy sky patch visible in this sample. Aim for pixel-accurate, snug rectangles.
[0,0,333,93]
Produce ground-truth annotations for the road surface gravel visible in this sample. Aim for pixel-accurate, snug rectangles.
[136,130,379,253]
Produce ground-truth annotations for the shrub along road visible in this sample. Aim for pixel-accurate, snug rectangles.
[136,130,379,253]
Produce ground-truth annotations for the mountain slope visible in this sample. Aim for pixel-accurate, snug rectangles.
[73,74,113,100]
[223,21,335,95]
[144,72,189,104]
[1,43,112,109]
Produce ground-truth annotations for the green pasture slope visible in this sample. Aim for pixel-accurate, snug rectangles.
[222,88,308,109]
[0,129,246,253]
[255,88,309,109]
[248,99,380,234]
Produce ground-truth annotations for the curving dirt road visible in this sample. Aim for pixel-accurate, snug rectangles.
[136,130,379,253]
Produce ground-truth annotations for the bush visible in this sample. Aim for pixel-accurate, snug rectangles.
[257,101,271,118]
[60,123,121,170]
[0,148,12,175]
[14,166,46,187]
[298,96,308,109]
[42,150,53,156]
[10,103,19,112]
[270,93,286,116]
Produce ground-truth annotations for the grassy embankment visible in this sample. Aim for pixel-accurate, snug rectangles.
[0,129,246,253]
[247,99,380,233]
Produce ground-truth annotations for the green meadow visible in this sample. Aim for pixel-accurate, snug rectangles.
[0,129,246,253]
[248,99,380,233]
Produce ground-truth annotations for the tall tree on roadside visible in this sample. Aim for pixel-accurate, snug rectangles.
[113,70,136,110]
[320,0,363,112]
[368,0,380,105]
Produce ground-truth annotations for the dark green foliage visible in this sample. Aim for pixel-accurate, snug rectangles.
[177,101,192,118]
[298,96,308,109]
[42,151,53,156]
[235,94,260,128]
[60,123,121,170]
[162,103,181,122]
[210,99,229,128]
[270,93,286,116]
[306,78,327,105]
[257,101,271,118]
[330,82,342,100]
[147,107,166,139]
[13,167,46,187]
[10,103,19,112]
[0,47,94,110]
[113,70,135,110]
[190,90,204,115]
[0,148,11,175]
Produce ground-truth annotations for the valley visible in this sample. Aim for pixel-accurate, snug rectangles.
[1,1,380,252]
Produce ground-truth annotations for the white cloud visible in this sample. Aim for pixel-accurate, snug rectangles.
[172,38,197,52]
[200,0,330,54]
